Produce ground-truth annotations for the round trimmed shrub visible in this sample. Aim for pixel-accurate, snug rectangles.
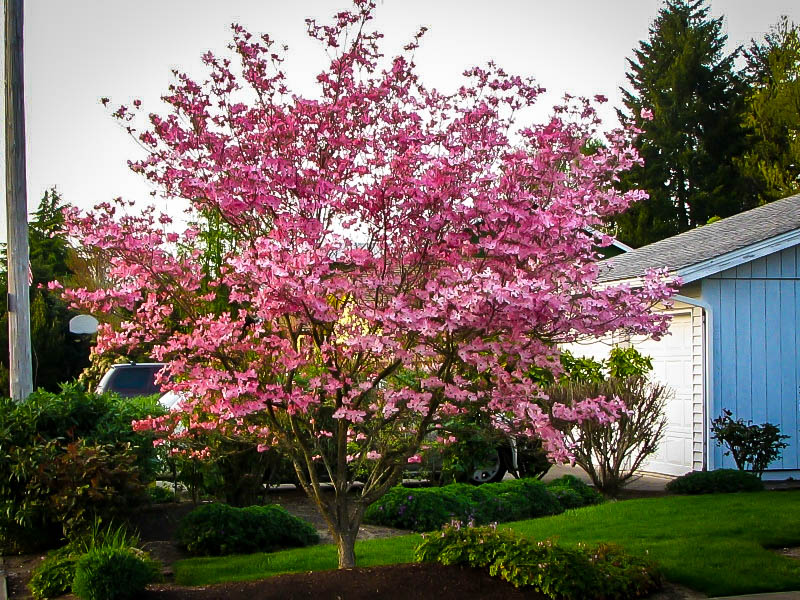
[72,547,156,600]
[666,469,764,495]
[177,503,319,556]
[364,486,472,532]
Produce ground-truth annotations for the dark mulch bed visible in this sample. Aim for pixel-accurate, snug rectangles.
[142,562,544,600]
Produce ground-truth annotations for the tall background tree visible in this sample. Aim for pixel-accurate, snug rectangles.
[739,16,800,204]
[615,0,758,247]
[0,189,92,393]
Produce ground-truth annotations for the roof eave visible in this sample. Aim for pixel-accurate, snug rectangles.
[675,226,800,283]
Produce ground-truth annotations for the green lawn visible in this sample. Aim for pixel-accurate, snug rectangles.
[174,491,800,596]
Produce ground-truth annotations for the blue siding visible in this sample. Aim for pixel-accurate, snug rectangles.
[702,245,800,471]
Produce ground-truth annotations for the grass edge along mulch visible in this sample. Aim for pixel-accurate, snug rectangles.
[173,490,800,597]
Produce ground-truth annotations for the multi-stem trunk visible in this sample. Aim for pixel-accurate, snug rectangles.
[332,521,360,569]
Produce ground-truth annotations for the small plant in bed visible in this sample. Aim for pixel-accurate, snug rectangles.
[177,503,320,556]
[28,521,157,600]
[72,546,159,600]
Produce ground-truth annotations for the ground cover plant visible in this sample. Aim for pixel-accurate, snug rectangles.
[364,476,600,531]
[172,491,800,597]
[415,522,662,600]
[176,503,319,556]
[56,0,676,568]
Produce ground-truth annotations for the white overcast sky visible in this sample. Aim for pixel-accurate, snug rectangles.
[2,0,800,241]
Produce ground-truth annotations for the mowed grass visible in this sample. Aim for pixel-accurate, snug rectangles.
[173,490,800,596]
[509,491,800,596]
[174,534,422,586]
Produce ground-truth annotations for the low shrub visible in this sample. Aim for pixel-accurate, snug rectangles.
[147,484,177,504]
[176,503,319,556]
[666,469,764,494]
[415,522,662,600]
[364,477,596,532]
[28,546,78,600]
[546,475,603,508]
[711,409,789,477]
[28,521,147,599]
[72,547,158,600]
[362,486,473,532]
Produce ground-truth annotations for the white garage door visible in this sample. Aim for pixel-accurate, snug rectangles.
[634,312,695,476]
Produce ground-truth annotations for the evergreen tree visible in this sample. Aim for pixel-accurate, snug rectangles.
[0,190,91,394]
[616,0,758,247]
[739,16,800,203]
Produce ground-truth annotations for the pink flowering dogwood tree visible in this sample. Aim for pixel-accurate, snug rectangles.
[57,1,676,567]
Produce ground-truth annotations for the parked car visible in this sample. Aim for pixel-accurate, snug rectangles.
[96,362,167,398]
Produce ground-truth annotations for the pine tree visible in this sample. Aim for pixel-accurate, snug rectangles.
[616,0,758,247]
[0,189,91,394]
[739,16,800,203]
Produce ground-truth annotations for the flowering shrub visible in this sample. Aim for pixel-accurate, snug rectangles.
[54,0,676,566]
[415,522,662,600]
[176,503,319,556]
[545,376,669,497]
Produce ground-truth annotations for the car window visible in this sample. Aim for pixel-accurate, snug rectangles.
[111,368,155,395]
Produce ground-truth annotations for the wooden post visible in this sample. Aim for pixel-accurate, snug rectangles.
[5,0,33,401]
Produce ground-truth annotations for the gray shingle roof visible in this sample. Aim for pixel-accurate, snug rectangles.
[597,193,800,283]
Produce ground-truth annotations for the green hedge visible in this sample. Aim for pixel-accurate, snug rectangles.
[415,523,662,600]
[365,476,601,532]
[177,503,320,556]
[666,469,764,495]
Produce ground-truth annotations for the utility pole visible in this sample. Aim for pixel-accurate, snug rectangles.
[5,0,33,401]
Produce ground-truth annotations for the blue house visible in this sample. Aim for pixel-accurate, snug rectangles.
[586,193,800,479]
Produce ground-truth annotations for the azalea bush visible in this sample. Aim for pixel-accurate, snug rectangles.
[55,1,676,567]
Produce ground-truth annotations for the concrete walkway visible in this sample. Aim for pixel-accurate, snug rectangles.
[541,462,674,492]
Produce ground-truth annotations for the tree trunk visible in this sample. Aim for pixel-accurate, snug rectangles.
[334,527,359,569]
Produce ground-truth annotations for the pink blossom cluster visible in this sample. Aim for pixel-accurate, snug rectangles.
[58,1,676,488]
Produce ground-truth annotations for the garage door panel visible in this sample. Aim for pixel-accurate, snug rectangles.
[564,311,700,476]
[637,313,696,476]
